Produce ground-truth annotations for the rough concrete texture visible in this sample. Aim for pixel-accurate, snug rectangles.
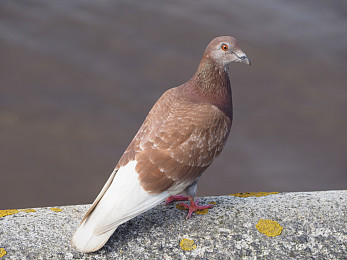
[0,190,346,259]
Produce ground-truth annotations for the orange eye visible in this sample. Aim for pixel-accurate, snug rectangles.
[221,44,228,51]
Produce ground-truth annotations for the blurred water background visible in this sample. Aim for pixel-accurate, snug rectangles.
[1,0,346,209]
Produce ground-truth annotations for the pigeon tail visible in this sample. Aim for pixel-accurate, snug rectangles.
[71,219,116,253]
[71,161,170,253]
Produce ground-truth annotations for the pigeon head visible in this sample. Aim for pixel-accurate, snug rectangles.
[204,36,251,68]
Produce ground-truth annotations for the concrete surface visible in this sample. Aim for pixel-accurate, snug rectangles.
[0,190,346,259]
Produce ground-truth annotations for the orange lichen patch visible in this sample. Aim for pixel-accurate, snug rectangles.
[180,239,197,251]
[0,248,6,258]
[208,201,217,205]
[256,219,283,237]
[21,209,36,213]
[0,209,19,217]
[230,191,279,198]
[50,207,63,212]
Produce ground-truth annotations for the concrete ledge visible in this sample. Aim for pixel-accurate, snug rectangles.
[0,190,346,259]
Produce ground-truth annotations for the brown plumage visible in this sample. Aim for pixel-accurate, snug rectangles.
[119,85,231,194]
[71,36,250,253]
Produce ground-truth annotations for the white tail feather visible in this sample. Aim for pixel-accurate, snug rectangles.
[71,161,170,253]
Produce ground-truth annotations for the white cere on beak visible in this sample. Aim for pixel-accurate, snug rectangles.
[233,50,251,65]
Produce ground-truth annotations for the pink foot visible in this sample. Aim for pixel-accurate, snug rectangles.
[166,195,189,205]
[179,198,213,220]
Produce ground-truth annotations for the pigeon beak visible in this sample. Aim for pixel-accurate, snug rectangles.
[233,50,251,66]
[241,55,251,66]
[238,53,251,66]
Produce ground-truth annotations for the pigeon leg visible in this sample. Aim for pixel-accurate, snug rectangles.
[178,197,213,220]
[166,195,189,205]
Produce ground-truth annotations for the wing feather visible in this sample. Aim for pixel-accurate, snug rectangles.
[116,88,231,194]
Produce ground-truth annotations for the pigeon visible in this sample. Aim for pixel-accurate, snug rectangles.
[71,36,250,253]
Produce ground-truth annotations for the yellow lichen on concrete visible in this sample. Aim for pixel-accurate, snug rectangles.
[230,192,279,198]
[180,239,197,251]
[50,207,62,212]
[195,208,209,215]
[176,204,186,211]
[176,204,209,215]
[21,209,36,213]
[0,209,19,217]
[0,248,6,258]
[208,201,217,205]
[0,208,37,218]
[256,219,283,237]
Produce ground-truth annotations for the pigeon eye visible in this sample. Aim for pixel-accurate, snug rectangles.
[221,44,228,51]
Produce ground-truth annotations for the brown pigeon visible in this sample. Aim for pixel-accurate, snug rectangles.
[71,36,250,253]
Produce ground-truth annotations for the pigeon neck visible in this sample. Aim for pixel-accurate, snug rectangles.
[190,57,233,118]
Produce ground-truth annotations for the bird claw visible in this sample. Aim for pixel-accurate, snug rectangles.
[165,195,189,205]
[179,198,213,219]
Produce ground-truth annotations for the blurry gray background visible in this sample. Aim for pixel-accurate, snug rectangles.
[1,0,346,209]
